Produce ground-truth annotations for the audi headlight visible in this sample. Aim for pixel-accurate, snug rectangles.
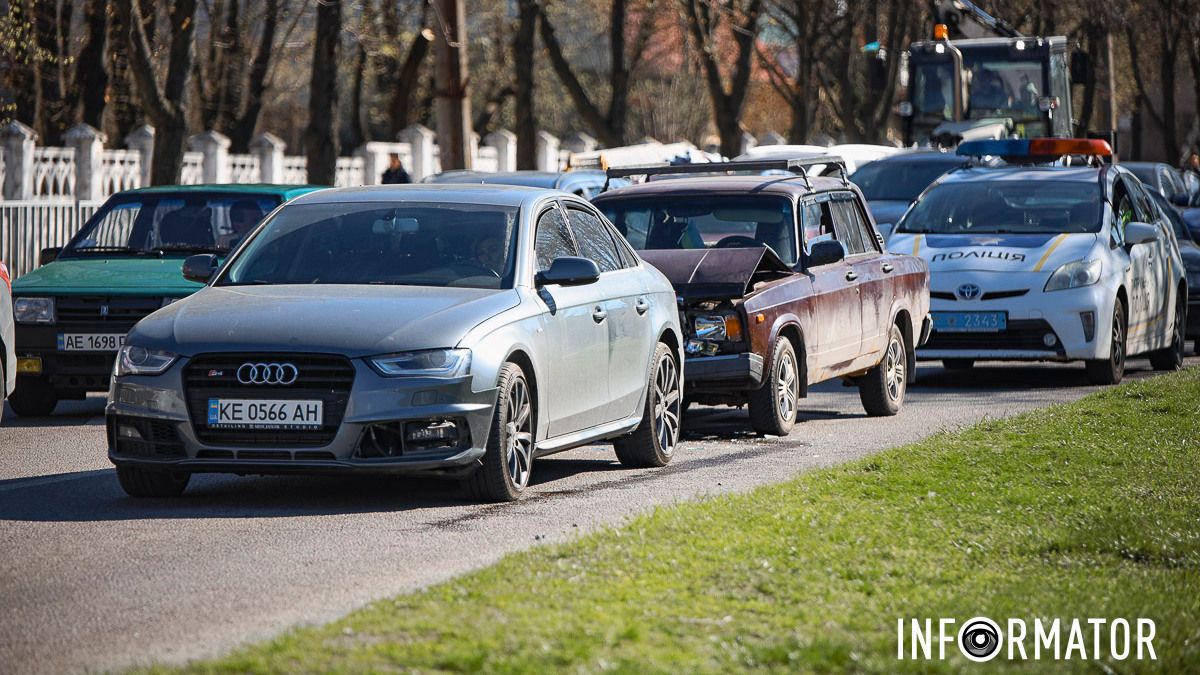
[693,314,744,342]
[1044,259,1102,292]
[115,345,178,376]
[369,348,471,378]
[14,297,55,324]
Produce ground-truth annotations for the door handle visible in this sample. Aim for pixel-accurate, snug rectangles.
[845,270,859,282]
[881,263,894,273]
[635,297,650,315]
[592,306,608,323]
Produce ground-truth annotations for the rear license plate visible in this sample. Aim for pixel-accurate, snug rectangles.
[932,311,1008,333]
[206,399,323,429]
[57,333,126,351]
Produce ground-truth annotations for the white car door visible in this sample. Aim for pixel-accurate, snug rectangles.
[1127,178,1174,352]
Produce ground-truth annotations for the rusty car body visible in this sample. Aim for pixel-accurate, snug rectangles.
[594,158,931,435]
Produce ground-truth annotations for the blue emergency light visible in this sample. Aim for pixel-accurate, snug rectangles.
[957,138,1113,158]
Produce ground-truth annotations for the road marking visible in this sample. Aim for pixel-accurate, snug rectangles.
[0,469,109,494]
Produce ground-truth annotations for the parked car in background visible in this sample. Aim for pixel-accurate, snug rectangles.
[422,169,627,200]
[1149,190,1200,355]
[106,185,683,502]
[9,184,322,417]
[889,139,1187,384]
[735,144,901,174]
[1,261,14,423]
[595,158,930,436]
[1122,162,1190,204]
[849,150,983,238]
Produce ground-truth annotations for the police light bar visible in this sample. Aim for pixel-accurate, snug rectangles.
[956,138,1113,159]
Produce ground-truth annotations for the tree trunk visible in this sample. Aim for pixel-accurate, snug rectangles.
[228,0,280,152]
[74,0,109,129]
[126,0,199,185]
[304,0,341,185]
[388,27,432,136]
[432,0,471,170]
[514,0,537,168]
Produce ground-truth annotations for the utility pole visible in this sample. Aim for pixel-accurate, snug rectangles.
[433,0,472,170]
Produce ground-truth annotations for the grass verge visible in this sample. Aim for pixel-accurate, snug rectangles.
[152,369,1200,673]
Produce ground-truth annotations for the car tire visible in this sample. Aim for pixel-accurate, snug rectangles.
[942,358,975,370]
[858,324,908,417]
[1149,293,1186,371]
[116,465,190,498]
[8,377,58,417]
[464,362,534,502]
[0,360,6,425]
[748,337,800,437]
[614,343,681,468]
[1086,298,1127,385]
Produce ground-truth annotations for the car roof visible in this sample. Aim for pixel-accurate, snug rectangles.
[426,170,605,189]
[594,174,852,200]
[120,184,324,197]
[930,165,1105,186]
[286,183,567,208]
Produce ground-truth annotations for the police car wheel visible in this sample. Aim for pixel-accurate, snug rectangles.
[7,377,58,417]
[1085,298,1126,386]
[1149,294,1185,371]
[942,359,975,370]
[858,324,907,417]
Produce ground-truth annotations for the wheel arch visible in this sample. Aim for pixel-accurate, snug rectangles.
[774,321,808,398]
[891,307,917,384]
[502,347,539,440]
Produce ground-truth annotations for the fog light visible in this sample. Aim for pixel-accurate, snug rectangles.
[1043,333,1058,347]
[1080,311,1096,342]
[404,419,461,450]
[16,357,42,374]
[686,339,720,356]
[118,424,144,440]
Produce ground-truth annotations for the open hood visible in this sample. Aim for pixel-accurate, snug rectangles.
[639,247,792,301]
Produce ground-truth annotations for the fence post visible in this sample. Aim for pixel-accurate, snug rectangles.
[66,123,107,201]
[535,131,560,172]
[758,131,786,146]
[484,129,517,172]
[124,125,155,187]
[399,124,436,181]
[562,131,597,155]
[250,132,286,183]
[740,131,757,155]
[188,130,231,183]
[2,121,37,200]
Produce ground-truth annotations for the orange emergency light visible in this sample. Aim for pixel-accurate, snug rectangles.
[933,24,949,40]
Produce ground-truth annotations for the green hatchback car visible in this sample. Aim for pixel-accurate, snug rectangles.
[9,184,323,417]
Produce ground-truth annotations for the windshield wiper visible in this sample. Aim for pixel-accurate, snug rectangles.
[154,245,226,255]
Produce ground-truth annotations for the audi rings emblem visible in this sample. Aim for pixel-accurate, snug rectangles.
[237,362,299,386]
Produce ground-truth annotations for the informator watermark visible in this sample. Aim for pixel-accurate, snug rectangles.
[897,616,1157,662]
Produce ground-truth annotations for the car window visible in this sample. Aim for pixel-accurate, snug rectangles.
[566,205,624,272]
[895,181,1104,235]
[829,196,868,255]
[844,197,880,254]
[849,159,962,202]
[800,201,829,252]
[534,205,578,272]
[1125,177,1157,223]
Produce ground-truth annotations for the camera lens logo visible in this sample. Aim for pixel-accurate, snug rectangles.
[958,617,1002,662]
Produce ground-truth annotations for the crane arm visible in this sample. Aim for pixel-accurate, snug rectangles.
[933,0,1022,39]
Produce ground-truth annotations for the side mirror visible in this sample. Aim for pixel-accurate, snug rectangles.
[1123,222,1158,249]
[39,247,61,266]
[182,254,219,283]
[806,240,846,268]
[535,256,600,287]
[1070,50,1090,84]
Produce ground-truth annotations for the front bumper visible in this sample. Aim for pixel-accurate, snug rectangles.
[917,272,1116,362]
[107,357,499,476]
[683,353,764,389]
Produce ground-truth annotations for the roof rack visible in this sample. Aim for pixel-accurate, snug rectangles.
[603,156,849,191]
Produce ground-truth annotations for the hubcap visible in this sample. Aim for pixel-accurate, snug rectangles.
[653,355,681,455]
[884,336,906,402]
[776,351,798,422]
[1174,299,1185,358]
[504,377,533,489]
[1112,309,1125,371]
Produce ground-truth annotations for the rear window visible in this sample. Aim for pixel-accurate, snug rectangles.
[850,158,963,202]
[599,195,798,266]
[894,180,1103,235]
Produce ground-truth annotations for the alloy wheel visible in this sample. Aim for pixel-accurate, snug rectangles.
[653,354,681,456]
[776,351,799,421]
[504,377,533,489]
[1111,307,1125,373]
[884,336,906,402]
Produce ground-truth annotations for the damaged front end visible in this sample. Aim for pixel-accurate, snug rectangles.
[640,247,792,401]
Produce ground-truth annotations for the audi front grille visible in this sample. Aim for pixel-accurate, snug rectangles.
[183,353,356,448]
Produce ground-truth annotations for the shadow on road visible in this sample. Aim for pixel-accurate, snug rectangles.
[1,396,107,428]
[912,360,1162,390]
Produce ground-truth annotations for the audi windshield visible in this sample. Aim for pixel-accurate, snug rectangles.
[60,193,281,257]
[218,202,520,289]
[894,181,1102,235]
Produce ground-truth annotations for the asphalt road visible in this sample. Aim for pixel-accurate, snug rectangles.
[1,358,1194,673]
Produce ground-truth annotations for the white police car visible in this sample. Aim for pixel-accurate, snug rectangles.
[888,139,1187,384]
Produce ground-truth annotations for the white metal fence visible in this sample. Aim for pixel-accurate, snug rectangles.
[1,201,102,278]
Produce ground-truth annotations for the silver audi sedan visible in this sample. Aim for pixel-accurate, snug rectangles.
[106,185,683,501]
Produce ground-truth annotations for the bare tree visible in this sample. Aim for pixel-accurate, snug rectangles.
[538,0,661,148]
[125,0,199,185]
[759,0,834,143]
[372,0,432,138]
[679,0,763,157]
[1124,0,1186,161]
[305,0,342,184]
[73,0,108,129]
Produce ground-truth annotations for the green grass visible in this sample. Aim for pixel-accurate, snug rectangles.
[152,369,1200,673]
